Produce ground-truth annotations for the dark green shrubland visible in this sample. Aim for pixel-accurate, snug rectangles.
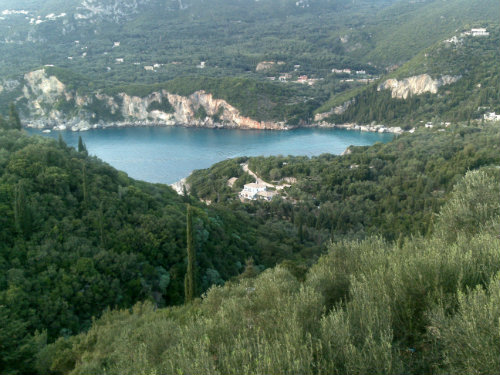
[38,168,500,374]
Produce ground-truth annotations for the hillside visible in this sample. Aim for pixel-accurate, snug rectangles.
[0,0,498,127]
[0,69,317,129]
[0,128,330,373]
[318,25,500,127]
[1,121,499,373]
[189,123,499,239]
[36,167,500,375]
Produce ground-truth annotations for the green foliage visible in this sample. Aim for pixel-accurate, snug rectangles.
[38,168,500,374]
[327,29,500,125]
[185,205,196,303]
[146,99,174,114]
[190,124,500,242]
[0,104,22,130]
[77,135,87,153]
[194,105,207,120]
[8,103,21,130]
[0,129,327,373]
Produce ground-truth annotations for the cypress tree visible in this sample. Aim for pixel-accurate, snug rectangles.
[82,163,89,207]
[182,185,190,203]
[78,136,87,153]
[58,134,66,148]
[184,204,196,303]
[0,115,6,130]
[8,103,21,130]
[14,182,31,238]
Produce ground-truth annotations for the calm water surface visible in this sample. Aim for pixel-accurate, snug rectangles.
[28,127,393,184]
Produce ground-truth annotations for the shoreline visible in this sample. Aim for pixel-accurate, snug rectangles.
[25,119,405,135]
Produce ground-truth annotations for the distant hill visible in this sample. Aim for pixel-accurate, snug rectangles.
[0,0,497,126]
[317,26,499,127]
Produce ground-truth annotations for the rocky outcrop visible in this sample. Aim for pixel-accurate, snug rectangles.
[378,74,460,99]
[314,122,404,134]
[20,69,288,131]
[256,61,275,72]
[314,99,353,122]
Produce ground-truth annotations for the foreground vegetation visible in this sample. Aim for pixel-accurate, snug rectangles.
[0,128,320,373]
[37,168,500,375]
[1,122,498,374]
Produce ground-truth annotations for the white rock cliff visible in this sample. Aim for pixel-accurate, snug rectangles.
[21,69,287,131]
[378,74,460,99]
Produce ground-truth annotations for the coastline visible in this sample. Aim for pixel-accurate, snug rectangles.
[25,118,405,135]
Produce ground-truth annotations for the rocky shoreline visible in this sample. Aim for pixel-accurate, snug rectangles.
[25,118,404,134]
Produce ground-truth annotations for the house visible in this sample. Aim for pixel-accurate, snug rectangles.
[144,66,154,71]
[279,73,292,81]
[356,70,366,75]
[297,75,308,83]
[115,58,124,63]
[484,112,500,121]
[471,28,489,36]
[240,183,267,200]
[342,69,352,74]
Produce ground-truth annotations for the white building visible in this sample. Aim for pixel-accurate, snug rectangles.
[484,112,500,121]
[240,183,267,200]
[471,28,489,36]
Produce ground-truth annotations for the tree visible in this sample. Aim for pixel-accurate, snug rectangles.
[0,114,6,130]
[14,181,32,238]
[58,134,66,148]
[8,103,22,130]
[77,136,87,153]
[184,204,196,303]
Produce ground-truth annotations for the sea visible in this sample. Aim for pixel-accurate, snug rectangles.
[28,126,394,184]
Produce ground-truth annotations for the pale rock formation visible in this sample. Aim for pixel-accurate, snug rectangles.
[314,100,353,121]
[256,61,275,72]
[20,68,288,130]
[378,74,460,99]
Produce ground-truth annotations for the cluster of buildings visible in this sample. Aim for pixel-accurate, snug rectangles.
[484,112,500,121]
[332,68,366,75]
[463,28,490,37]
[445,27,490,45]
[239,183,278,201]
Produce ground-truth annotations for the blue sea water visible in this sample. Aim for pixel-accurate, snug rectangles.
[28,126,393,184]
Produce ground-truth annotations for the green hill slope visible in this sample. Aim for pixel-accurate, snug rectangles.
[0,128,324,373]
[320,26,499,126]
[38,167,500,375]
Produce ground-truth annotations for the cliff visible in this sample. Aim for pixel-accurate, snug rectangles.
[377,74,460,99]
[21,69,288,131]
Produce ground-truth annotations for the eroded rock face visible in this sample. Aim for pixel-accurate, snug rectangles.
[20,69,287,130]
[378,74,460,99]
[23,70,69,120]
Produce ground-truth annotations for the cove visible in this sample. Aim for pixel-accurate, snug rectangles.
[28,127,394,184]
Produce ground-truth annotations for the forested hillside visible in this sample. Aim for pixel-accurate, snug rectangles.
[0,0,499,373]
[1,121,499,373]
[36,167,500,375]
[320,27,500,125]
[0,128,323,373]
[188,124,500,240]
[0,0,498,126]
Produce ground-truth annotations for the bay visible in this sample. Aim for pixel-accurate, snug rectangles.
[28,127,394,184]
